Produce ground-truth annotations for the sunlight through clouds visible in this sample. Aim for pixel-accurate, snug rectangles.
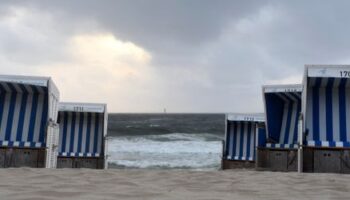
[39,33,156,112]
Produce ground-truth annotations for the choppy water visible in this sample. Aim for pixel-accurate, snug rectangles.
[107,114,225,170]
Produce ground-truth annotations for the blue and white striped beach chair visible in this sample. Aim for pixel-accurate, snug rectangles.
[223,113,265,169]
[0,75,60,168]
[57,102,108,169]
[257,84,302,171]
[302,65,350,173]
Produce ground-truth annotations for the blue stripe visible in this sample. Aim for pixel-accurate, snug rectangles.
[239,122,245,159]
[77,112,84,152]
[69,112,76,152]
[39,93,48,143]
[5,84,17,141]
[283,101,293,144]
[225,121,230,157]
[27,86,39,142]
[232,122,240,159]
[100,116,104,155]
[339,78,347,142]
[85,113,92,152]
[225,120,231,158]
[61,112,68,152]
[246,122,252,161]
[265,93,284,142]
[16,84,28,141]
[293,99,301,143]
[325,78,334,141]
[257,127,266,147]
[329,141,336,147]
[312,78,322,141]
[0,85,6,138]
[93,113,100,153]
[231,122,237,159]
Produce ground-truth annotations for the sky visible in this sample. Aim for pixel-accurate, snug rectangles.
[0,0,349,113]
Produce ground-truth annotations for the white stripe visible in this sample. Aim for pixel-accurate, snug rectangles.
[13,141,19,147]
[12,83,22,93]
[35,86,45,94]
[249,123,255,160]
[73,112,80,153]
[346,87,350,142]
[58,112,64,152]
[336,142,344,147]
[320,77,328,87]
[242,122,248,160]
[308,141,315,146]
[81,112,88,153]
[279,102,289,144]
[22,87,33,142]
[10,93,22,141]
[276,93,288,101]
[284,93,299,144]
[332,80,340,142]
[89,113,96,153]
[288,102,298,144]
[284,93,298,102]
[306,87,313,141]
[24,85,33,93]
[65,112,72,152]
[319,85,327,141]
[294,92,301,98]
[235,122,241,159]
[0,93,11,140]
[33,94,44,142]
[321,141,329,146]
[97,114,103,154]
[228,122,234,159]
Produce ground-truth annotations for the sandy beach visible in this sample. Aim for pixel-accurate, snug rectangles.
[0,168,349,200]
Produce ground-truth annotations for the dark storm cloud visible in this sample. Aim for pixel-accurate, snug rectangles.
[27,0,264,46]
[1,0,350,112]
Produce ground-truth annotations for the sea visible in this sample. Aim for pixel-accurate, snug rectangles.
[107,113,225,170]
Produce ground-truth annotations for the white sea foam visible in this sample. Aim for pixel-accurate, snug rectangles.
[107,133,223,170]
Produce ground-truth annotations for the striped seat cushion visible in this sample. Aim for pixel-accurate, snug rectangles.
[226,155,254,161]
[265,143,298,149]
[58,152,100,157]
[305,141,350,148]
[0,140,45,148]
